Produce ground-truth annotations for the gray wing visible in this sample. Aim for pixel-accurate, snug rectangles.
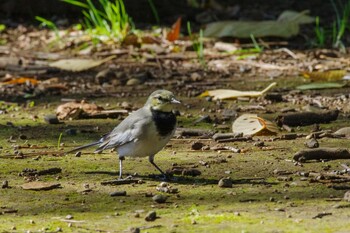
[95,107,151,152]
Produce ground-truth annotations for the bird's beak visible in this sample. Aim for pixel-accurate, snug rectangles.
[171,98,181,104]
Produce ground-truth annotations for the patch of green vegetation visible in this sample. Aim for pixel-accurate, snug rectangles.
[187,22,206,67]
[62,0,133,42]
[314,0,350,51]
[35,16,60,40]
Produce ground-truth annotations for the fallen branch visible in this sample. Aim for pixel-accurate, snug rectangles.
[276,110,339,127]
[101,179,141,186]
[293,148,350,162]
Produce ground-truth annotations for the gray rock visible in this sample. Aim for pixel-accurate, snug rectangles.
[152,194,167,203]
[110,191,127,197]
[218,178,232,188]
[344,191,350,202]
[44,114,60,124]
[145,211,157,221]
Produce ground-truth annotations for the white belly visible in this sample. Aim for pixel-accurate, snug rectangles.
[117,129,173,158]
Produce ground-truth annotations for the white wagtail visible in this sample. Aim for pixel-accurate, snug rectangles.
[67,90,180,179]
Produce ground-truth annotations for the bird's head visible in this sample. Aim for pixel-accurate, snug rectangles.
[146,90,181,112]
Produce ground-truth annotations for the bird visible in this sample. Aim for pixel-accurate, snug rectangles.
[66,90,180,179]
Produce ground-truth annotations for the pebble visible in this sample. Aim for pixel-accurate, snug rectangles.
[110,191,127,197]
[44,114,60,124]
[145,211,157,221]
[127,227,140,233]
[305,138,319,148]
[1,180,9,189]
[152,194,168,203]
[191,142,205,150]
[65,214,73,220]
[344,191,350,202]
[75,151,82,157]
[65,129,77,136]
[218,178,232,188]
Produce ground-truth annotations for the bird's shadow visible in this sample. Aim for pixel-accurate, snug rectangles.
[84,170,277,186]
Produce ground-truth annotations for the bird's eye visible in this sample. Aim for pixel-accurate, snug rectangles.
[156,96,164,101]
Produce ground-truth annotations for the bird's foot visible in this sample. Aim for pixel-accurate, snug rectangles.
[117,175,134,181]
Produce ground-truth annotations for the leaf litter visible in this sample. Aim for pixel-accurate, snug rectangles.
[1,9,350,232]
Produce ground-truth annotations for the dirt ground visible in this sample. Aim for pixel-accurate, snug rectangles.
[1,2,350,232]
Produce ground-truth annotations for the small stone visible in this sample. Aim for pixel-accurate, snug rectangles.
[277,176,293,182]
[126,78,141,86]
[127,227,140,233]
[344,191,350,202]
[145,211,157,221]
[29,220,35,224]
[159,182,168,187]
[110,191,127,197]
[284,195,290,200]
[269,197,275,202]
[305,138,319,148]
[218,178,232,188]
[75,151,82,157]
[191,219,197,225]
[44,114,60,124]
[152,194,167,203]
[56,227,62,232]
[65,129,77,136]
[253,141,265,147]
[2,180,9,189]
[66,214,73,220]
[234,212,240,216]
[191,142,204,150]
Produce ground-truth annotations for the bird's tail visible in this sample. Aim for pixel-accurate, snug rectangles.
[65,141,101,155]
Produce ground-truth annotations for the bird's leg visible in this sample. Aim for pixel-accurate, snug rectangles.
[148,155,169,180]
[118,156,125,180]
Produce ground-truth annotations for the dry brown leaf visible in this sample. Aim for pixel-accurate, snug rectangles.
[200,82,276,100]
[56,101,127,120]
[167,17,182,41]
[1,77,39,86]
[232,114,279,136]
[56,101,104,120]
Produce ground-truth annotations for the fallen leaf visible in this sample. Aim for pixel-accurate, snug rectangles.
[21,181,61,191]
[302,70,347,81]
[1,77,39,86]
[167,17,182,41]
[200,82,276,100]
[232,114,279,136]
[56,101,127,120]
[296,82,345,90]
[204,10,314,38]
[49,55,116,72]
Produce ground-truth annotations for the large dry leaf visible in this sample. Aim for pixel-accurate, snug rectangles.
[200,82,276,100]
[232,114,279,136]
[56,101,127,120]
[204,10,314,38]
[49,55,116,72]
[296,82,345,90]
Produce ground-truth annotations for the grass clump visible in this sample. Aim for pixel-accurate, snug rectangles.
[314,0,350,52]
[62,0,132,42]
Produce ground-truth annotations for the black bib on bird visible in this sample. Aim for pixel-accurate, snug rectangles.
[151,109,176,137]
